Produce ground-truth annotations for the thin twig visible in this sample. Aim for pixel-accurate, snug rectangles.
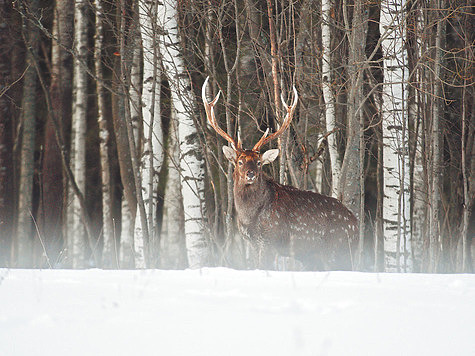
[29,209,52,269]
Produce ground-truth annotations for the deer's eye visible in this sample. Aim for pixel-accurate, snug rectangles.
[257,161,261,167]
[238,160,243,166]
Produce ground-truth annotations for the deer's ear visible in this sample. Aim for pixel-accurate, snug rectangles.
[261,149,279,165]
[222,146,237,163]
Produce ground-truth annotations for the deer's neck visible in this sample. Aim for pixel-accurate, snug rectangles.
[233,176,273,226]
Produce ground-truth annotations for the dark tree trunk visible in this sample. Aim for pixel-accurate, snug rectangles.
[0,0,17,266]
[16,0,40,267]
[339,0,368,219]
[38,0,74,267]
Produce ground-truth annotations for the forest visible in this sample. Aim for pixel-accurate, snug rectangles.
[0,0,473,272]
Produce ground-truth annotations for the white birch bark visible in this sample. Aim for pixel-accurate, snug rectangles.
[321,0,341,197]
[158,0,208,268]
[132,3,146,268]
[380,0,411,272]
[68,0,88,268]
[129,13,141,150]
[134,0,165,268]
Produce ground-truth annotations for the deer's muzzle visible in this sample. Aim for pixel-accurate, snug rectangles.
[246,170,256,184]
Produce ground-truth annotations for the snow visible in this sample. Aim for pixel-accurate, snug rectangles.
[1,268,474,356]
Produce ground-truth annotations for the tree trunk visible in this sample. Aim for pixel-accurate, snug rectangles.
[459,5,473,272]
[115,96,137,268]
[130,1,146,266]
[95,0,115,268]
[204,11,224,249]
[159,0,208,268]
[67,0,89,268]
[244,0,276,141]
[112,4,137,268]
[407,0,426,272]
[16,0,40,267]
[160,107,187,269]
[120,196,135,268]
[264,0,286,184]
[374,119,385,271]
[0,0,15,265]
[321,0,341,197]
[429,0,445,273]
[410,110,426,272]
[339,0,369,268]
[380,0,412,272]
[136,0,164,268]
[460,80,474,272]
[120,0,150,269]
[214,0,242,261]
[38,0,73,267]
[339,0,367,220]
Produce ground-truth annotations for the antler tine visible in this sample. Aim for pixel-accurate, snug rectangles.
[280,85,298,111]
[252,86,298,152]
[237,130,243,150]
[202,76,237,150]
[251,128,269,152]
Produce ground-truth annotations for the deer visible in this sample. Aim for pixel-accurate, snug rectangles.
[202,77,358,270]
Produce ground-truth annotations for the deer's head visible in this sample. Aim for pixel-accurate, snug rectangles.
[202,76,298,186]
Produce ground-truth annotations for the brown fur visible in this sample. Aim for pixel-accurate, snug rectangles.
[232,150,358,270]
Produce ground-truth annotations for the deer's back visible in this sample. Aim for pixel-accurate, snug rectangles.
[254,180,358,269]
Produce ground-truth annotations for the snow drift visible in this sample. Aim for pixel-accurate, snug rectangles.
[1,268,474,355]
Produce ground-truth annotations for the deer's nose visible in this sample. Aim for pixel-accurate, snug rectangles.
[246,170,255,180]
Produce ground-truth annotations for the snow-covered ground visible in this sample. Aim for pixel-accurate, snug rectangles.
[0,268,474,356]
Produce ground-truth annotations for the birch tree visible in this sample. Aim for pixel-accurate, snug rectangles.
[128,3,146,266]
[135,0,164,267]
[380,0,411,272]
[120,1,150,271]
[321,0,341,197]
[67,0,89,268]
[158,0,208,268]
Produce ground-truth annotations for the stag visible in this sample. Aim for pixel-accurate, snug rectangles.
[202,77,358,270]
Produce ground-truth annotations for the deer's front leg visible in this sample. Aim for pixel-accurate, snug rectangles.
[256,241,277,270]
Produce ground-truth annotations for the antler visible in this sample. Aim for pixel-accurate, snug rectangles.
[202,76,238,150]
[252,86,298,152]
